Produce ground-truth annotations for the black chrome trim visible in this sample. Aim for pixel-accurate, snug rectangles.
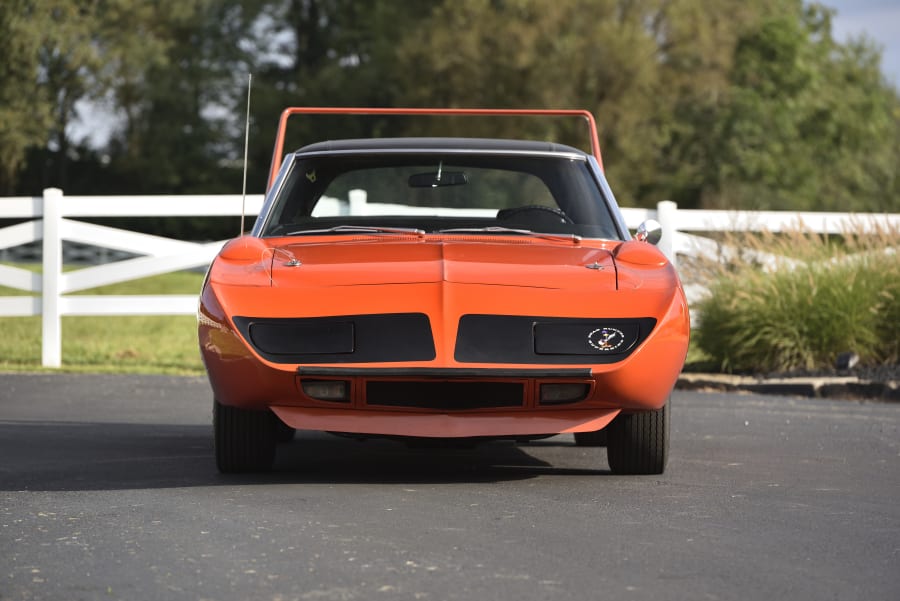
[293,148,588,161]
[297,367,592,378]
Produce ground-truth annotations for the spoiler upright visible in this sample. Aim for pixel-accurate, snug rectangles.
[266,107,603,191]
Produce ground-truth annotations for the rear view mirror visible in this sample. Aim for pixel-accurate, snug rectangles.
[408,171,468,188]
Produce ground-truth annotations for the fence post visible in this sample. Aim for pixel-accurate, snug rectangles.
[41,188,63,368]
[348,189,367,215]
[656,200,677,266]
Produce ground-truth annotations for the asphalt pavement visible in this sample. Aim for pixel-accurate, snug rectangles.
[677,370,900,401]
[1,373,898,601]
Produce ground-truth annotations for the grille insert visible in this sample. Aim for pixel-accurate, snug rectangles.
[233,313,435,364]
[366,381,524,410]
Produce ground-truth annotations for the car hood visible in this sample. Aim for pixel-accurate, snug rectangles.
[268,239,617,290]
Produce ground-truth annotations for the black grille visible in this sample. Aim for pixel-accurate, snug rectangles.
[233,313,435,364]
[455,315,656,364]
[366,381,524,410]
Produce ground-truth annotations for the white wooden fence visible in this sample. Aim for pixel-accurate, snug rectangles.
[1,188,898,367]
[1,189,263,367]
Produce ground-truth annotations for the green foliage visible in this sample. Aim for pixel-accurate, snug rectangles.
[0,1,79,192]
[2,0,899,216]
[702,4,900,210]
[694,226,900,372]
[270,0,899,212]
[97,0,264,195]
[2,0,258,196]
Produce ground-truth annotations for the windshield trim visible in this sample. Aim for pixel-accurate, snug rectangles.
[291,148,588,162]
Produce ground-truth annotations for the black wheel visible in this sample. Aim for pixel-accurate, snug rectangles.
[574,429,608,447]
[214,400,277,473]
[606,400,669,475]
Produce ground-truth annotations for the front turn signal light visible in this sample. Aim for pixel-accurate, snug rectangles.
[539,383,590,405]
[301,380,350,402]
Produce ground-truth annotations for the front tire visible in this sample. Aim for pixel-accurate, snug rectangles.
[214,400,277,473]
[606,400,669,475]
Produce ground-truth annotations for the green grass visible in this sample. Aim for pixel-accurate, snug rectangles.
[0,265,206,374]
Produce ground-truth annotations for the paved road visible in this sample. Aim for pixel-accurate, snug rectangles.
[1,374,898,601]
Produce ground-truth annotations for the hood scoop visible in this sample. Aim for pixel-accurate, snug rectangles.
[441,243,615,289]
[271,241,443,286]
[269,240,616,290]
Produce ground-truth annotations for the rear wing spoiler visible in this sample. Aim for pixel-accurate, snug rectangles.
[266,107,603,191]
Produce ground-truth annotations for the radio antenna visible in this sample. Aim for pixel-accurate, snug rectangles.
[240,73,252,235]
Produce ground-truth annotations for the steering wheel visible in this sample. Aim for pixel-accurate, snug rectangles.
[497,205,574,224]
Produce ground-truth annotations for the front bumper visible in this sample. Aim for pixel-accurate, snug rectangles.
[198,277,689,437]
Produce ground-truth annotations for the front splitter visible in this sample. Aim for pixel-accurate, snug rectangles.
[271,406,620,438]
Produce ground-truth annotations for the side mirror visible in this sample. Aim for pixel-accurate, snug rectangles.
[634,220,662,245]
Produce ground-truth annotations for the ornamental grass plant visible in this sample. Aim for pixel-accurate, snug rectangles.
[692,222,899,374]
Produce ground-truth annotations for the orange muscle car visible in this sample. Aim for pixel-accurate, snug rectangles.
[199,108,689,474]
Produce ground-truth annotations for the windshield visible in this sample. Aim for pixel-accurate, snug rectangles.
[259,152,622,239]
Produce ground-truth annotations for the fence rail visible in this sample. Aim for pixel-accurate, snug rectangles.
[2,188,898,367]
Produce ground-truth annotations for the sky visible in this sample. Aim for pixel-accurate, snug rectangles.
[822,0,900,88]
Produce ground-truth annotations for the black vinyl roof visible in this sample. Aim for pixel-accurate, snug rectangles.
[294,137,588,156]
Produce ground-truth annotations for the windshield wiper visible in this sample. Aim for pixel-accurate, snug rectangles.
[437,226,581,243]
[286,225,425,236]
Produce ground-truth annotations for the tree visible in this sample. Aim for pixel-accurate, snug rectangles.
[701,3,900,210]
[244,0,439,191]
[97,0,264,195]
[387,0,666,191]
[0,0,95,193]
[4,0,898,215]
